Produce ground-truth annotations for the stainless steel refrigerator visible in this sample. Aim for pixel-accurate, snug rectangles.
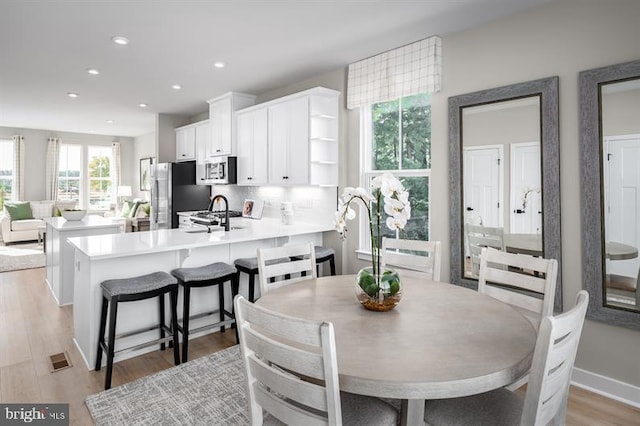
[150,161,211,229]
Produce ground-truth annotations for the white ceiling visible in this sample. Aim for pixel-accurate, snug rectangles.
[0,0,549,138]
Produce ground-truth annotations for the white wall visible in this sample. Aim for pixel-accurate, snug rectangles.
[133,131,155,201]
[0,126,134,202]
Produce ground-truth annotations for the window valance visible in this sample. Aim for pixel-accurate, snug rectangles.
[347,36,441,110]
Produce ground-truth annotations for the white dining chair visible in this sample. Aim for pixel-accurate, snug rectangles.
[234,295,398,426]
[423,290,588,426]
[466,224,504,277]
[257,242,317,296]
[381,237,442,281]
[478,246,557,331]
[478,246,558,391]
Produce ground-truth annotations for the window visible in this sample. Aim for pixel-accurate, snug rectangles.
[0,140,13,208]
[58,144,114,211]
[87,146,113,210]
[361,93,431,251]
[58,144,82,205]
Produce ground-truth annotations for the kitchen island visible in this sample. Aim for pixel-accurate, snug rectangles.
[67,218,332,369]
[45,215,122,306]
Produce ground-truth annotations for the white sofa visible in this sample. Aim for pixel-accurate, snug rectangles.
[1,200,76,243]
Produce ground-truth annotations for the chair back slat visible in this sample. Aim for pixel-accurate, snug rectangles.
[521,291,588,426]
[244,327,325,380]
[381,237,442,281]
[250,356,328,411]
[255,385,327,426]
[481,284,544,315]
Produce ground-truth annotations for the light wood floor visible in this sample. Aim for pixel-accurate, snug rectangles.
[1,268,639,425]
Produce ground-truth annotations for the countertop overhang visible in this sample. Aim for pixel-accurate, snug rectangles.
[67,218,334,260]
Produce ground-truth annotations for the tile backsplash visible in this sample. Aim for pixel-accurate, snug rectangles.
[208,185,338,225]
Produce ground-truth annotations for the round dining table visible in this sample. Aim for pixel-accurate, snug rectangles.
[256,275,537,426]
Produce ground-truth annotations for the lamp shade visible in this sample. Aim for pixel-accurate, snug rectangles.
[117,185,132,197]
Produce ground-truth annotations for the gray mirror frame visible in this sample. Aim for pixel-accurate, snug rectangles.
[449,76,562,312]
[579,59,640,330]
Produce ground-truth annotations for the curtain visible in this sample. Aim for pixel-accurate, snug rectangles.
[46,137,61,200]
[112,141,121,193]
[12,135,25,201]
[347,36,442,109]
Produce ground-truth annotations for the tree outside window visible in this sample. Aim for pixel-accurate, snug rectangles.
[362,93,431,250]
[88,146,113,211]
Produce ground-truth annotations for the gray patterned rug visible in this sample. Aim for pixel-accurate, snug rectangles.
[85,345,249,425]
[0,242,45,272]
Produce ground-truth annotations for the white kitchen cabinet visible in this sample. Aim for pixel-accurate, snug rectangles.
[268,97,310,185]
[207,92,255,156]
[194,120,211,184]
[175,125,196,162]
[236,107,268,185]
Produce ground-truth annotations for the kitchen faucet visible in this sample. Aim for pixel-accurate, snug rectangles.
[209,194,230,232]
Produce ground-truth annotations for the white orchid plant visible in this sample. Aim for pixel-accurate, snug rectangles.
[334,173,411,289]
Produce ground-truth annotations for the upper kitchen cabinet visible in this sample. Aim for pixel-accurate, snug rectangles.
[207,92,256,156]
[268,96,310,185]
[236,107,268,185]
[266,87,340,186]
[175,122,197,162]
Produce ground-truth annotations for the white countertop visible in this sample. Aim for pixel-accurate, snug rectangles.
[45,215,123,231]
[67,218,333,260]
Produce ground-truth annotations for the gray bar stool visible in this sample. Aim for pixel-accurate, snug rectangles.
[296,246,336,277]
[170,262,239,362]
[95,271,180,390]
[234,257,291,302]
[314,245,336,276]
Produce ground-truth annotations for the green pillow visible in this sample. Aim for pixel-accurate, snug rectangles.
[120,201,133,218]
[5,201,34,221]
[128,201,141,218]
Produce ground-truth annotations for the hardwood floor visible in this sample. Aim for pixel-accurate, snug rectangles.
[1,267,639,425]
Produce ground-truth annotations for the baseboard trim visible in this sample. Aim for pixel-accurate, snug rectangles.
[572,367,640,409]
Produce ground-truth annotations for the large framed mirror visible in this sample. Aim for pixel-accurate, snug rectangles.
[450,77,562,312]
[580,59,640,330]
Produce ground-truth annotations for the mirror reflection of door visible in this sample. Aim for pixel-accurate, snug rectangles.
[602,79,640,311]
[510,142,541,234]
[461,96,541,279]
[463,145,503,227]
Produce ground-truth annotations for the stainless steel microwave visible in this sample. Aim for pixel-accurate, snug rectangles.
[197,155,237,185]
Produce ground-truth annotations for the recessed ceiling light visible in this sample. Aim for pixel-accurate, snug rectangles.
[111,36,129,45]
[214,61,226,69]
[138,103,148,108]
[171,84,182,90]
[67,92,79,98]
[106,120,114,124]
[86,68,100,75]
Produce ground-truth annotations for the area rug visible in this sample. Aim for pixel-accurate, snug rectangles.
[85,345,249,426]
[0,242,45,272]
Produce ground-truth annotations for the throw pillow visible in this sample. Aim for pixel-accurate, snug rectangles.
[128,201,141,218]
[120,201,133,218]
[5,201,34,221]
[30,202,55,219]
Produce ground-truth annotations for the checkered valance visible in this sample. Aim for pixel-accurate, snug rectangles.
[347,36,442,110]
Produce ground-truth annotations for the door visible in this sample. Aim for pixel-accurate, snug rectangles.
[463,145,503,228]
[510,142,541,234]
[237,108,268,185]
[605,135,640,277]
